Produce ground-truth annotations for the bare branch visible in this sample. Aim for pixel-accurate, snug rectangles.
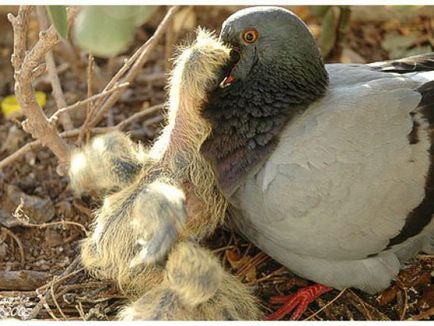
[0,103,164,171]
[26,257,82,320]
[114,103,164,130]
[31,63,47,78]
[7,6,30,71]
[49,82,130,122]
[0,270,51,291]
[36,6,74,131]
[9,5,76,175]
[77,54,97,143]
[6,5,173,175]
[89,6,180,127]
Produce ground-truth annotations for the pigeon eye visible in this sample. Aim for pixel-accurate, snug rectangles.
[242,29,258,44]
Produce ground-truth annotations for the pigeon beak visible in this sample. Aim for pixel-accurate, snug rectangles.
[219,49,240,88]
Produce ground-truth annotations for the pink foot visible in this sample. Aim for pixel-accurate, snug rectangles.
[265,284,332,320]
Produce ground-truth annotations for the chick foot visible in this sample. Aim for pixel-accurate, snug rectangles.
[265,284,332,320]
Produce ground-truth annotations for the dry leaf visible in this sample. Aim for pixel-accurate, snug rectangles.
[418,285,434,309]
[378,285,398,306]
[245,266,257,282]
[398,266,431,289]
[226,248,245,270]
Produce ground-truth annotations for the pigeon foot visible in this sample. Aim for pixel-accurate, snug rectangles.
[265,284,332,320]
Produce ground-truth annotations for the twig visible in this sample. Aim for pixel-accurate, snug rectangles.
[36,287,59,320]
[304,288,347,321]
[49,82,130,122]
[8,5,29,71]
[400,288,408,320]
[20,219,88,236]
[0,139,42,170]
[247,266,288,285]
[32,63,47,78]
[14,201,89,236]
[236,252,269,278]
[0,290,37,297]
[409,306,434,320]
[78,54,96,144]
[164,18,175,72]
[37,267,84,292]
[89,6,180,127]
[36,6,73,131]
[136,71,166,83]
[53,281,112,295]
[0,270,50,290]
[114,103,164,130]
[346,289,373,320]
[6,5,174,175]
[50,278,67,320]
[212,245,238,254]
[76,301,86,321]
[26,256,81,320]
[316,297,337,320]
[1,226,25,268]
[0,103,163,171]
[8,6,73,175]
[63,232,82,244]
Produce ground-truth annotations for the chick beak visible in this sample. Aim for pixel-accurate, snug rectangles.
[220,75,235,88]
[219,48,240,88]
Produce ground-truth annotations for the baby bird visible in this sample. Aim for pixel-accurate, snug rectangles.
[69,130,147,195]
[119,242,260,320]
[69,29,260,319]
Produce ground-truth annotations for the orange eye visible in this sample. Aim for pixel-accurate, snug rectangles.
[242,29,258,44]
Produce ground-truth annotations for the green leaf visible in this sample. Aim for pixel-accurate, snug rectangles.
[47,6,68,39]
[318,7,339,58]
[310,6,331,17]
[72,6,158,58]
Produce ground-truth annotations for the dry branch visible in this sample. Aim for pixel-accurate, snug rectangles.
[36,6,74,131]
[78,54,97,143]
[409,306,434,321]
[13,200,89,236]
[6,5,178,176]
[89,6,180,127]
[0,270,51,291]
[0,103,164,171]
[49,82,130,122]
[304,289,347,321]
[26,256,82,320]
[9,5,29,70]
[8,6,73,175]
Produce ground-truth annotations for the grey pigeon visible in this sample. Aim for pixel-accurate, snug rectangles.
[201,6,434,298]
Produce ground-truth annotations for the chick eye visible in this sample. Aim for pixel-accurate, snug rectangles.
[242,29,258,44]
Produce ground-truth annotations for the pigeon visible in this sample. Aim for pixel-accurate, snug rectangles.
[200,6,434,319]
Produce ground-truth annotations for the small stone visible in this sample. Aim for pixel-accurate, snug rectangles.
[0,184,55,228]
[45,229,63,247]
[0,242,9,257]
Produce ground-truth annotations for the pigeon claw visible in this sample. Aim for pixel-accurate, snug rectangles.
[265,284,332,320]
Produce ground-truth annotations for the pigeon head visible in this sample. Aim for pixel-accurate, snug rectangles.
[201,7,329,195]
[218,6,327,90]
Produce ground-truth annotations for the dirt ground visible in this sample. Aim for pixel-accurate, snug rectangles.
[0,5,433,321]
